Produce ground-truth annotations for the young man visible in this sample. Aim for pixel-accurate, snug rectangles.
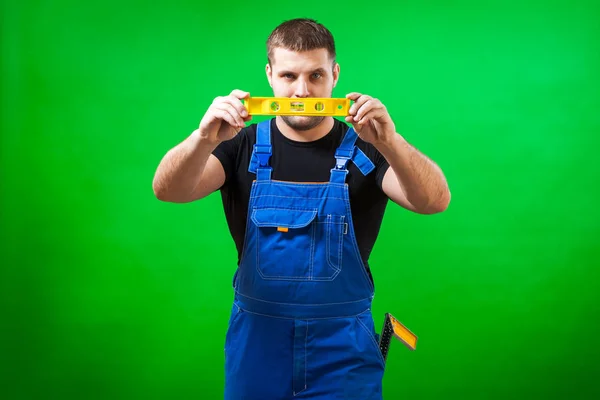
[153,18,450,400]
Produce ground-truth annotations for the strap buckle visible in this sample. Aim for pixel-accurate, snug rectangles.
[334,148,353,170]
[335,156,351,170]
[253,144,272,167]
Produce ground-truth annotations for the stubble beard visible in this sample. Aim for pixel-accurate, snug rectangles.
[280,115,326,131]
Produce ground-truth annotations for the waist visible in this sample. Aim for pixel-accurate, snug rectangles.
[234,291,373,319]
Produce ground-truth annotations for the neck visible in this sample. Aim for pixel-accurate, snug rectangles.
[275,116,335,143]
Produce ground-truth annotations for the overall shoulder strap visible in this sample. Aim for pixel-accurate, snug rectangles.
[330,126,376,184]
[248,120,272,181]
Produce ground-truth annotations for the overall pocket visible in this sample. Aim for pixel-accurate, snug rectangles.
[322,214,345,280]
[355,311,386,370]
[250,207,344,281]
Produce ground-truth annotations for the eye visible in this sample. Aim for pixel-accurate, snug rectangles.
[283,73,295,79]
[312,73,322,79]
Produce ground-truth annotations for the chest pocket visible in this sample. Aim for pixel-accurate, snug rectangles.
[250,207,345,281]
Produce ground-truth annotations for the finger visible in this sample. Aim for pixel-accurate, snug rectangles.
[346,92,362,101]
[226,94,250,119]
[349,95,372,116]
[353,100,374,122]
[215,102,245,128]
[357,108,386,125]
[230,89,250,100]
[345,93,361,116]
[346,93,360,115]
[216,103,245,128]
[354,99,380,121]
[213,108,241,129]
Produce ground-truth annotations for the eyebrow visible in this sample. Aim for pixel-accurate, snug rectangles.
[279,68,327,75]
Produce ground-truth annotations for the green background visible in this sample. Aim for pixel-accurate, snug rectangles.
[2,0,599,398]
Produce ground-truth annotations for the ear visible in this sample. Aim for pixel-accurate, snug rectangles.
[266,63,273,87]
[332,62,340,88]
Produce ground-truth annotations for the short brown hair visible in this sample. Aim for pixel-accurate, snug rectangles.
[266,18,336,66]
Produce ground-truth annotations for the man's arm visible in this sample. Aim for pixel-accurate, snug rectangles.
[378,135,450,214]
[345,92,450,214]
[152,132,225,203]
[152,89,250,203]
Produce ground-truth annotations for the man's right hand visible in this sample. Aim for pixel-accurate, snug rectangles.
[198,89,252,145]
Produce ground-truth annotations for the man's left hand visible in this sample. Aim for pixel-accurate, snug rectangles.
[344,92,396,145]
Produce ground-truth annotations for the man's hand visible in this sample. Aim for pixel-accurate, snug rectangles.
[344,92,450,214]
[344,92,396,145]
[198,89,252,145]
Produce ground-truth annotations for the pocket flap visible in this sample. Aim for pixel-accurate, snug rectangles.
[251,207,317,229]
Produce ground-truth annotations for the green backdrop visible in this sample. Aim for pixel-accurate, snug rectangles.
[2,0,599,399]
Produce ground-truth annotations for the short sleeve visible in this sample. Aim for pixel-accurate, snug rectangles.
[374,151,390,190]
[211,129,245,186]
[360,142,390,190]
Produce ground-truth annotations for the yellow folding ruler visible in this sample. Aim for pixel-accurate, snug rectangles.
[379,313,418,363]
[243,97,351,116]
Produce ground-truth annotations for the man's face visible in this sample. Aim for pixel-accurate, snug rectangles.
[266,47,340,131]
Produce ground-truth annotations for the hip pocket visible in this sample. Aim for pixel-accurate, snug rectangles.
[224,304,244,352]
[355,312,386,370]
[250,207,344,281]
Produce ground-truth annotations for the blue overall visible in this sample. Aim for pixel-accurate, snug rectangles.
[224,120,386,399]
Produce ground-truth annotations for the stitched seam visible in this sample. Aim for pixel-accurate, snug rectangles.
[357,316,386,367]
[254,181,346,188]
[325,215,332,274]
[325,215,344,275]
[255,222,261,278]
[343,186,375,292]
[236,189,259,288]
[322,218,340,281]
[240,307,367,321]
[254,208,315,280]
[338,216,344,273]
[251,208,318,229]
[329,169,348,184]
[236,291,371,306]
[309,220,315,280]
[303,321,308,393]
[250,195,347,201]
[293,322,308,396]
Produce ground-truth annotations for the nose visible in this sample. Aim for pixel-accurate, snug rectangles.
[293,79,310,98]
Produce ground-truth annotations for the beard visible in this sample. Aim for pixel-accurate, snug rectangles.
[280,115,326,131]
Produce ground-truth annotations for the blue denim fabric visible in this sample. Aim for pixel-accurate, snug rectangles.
[225,119,385,399]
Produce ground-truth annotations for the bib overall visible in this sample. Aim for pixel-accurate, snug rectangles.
[224,120,385,399]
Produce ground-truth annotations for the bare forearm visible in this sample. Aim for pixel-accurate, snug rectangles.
[152,129,217,202]
[377,134,450,213]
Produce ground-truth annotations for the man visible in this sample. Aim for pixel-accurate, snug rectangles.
[152,18,450,400]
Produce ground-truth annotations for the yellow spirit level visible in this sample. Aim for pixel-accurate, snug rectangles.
[243,97,351,116]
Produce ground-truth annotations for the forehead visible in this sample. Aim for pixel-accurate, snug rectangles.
[270,47,331,71]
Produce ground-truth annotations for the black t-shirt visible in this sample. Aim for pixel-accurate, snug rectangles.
[212,118,390,284]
